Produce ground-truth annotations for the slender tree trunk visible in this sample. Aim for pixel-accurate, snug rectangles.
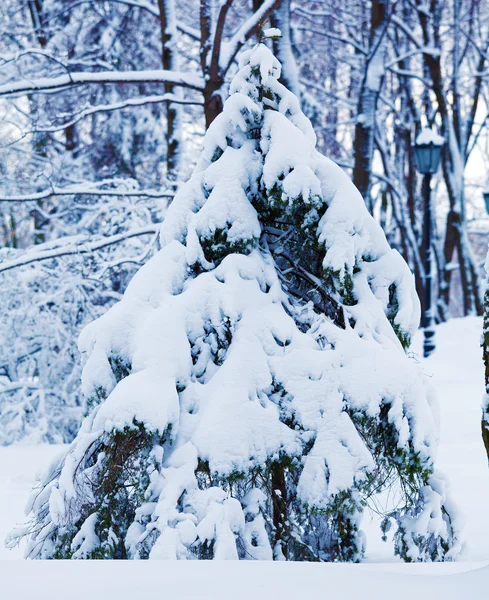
[353,0,390,211]
[271,0,300,101]
[201,0,283,129]
[203,79,224,129]
[271,462,288,559]
[27,0,49,245]
[157,0,182,181]
[200,0,224,129]
[27,0,47,48]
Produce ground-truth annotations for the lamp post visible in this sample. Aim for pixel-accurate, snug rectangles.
[483,190,489,214]
[413,130,444,358]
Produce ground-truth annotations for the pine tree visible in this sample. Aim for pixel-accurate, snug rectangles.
[10,38,459,562]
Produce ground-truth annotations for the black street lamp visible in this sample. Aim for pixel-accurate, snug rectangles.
[483,190,489,214]
[413,130,444,358]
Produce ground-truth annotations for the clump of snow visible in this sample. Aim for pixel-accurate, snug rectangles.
[416,128,445,146]
[263,27,282,39]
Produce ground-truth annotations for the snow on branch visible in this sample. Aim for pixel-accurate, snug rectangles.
[390,15,422,48]
[295,26,367,55]
[31,94,203,134]
[0,225,158,273]
[107,0,159,16]
[0,69,204,98]
[385,47,441,69]
[106,0,200,38]
[0,184,175,203]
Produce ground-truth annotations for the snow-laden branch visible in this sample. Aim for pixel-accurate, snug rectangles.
[0,225,159,273]
[0,184,175,202]
[0,69,204,97]
[387,67,432,86]
[295,26,367,55]
[0,185,173,202]
[32,94,202,134]
[106,0,159,16]
[385,47,441,69]
[0,48,113,71]
[100,0,200,38]
[221,0,283,73]
[391,15,422,48]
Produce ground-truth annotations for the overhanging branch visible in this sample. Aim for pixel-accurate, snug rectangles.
[0,69,204,98]
[0,226,159,273]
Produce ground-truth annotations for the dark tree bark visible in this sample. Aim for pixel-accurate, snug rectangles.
[201,0,283,129]
[353,0,390,211]
[158,0,182,181]
[271,461,289,559]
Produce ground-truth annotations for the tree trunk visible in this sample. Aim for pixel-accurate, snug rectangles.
[158,0,182,181]
[203,79,224,129]
[271,461,288,559]
[271,0,300,101]
[353,0,390,211]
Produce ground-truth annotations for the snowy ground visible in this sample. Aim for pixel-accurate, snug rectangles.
[1,560,488,600]
[0,317,488,597]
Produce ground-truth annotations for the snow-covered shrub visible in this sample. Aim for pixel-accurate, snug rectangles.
[0,192,159,445]
[10,42,459,562]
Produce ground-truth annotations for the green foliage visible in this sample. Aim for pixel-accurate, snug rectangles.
[323,267,356,307]
[51,421,170,559]
[83,356,132,417]
[393,504,453,562]
[387,283,411,349]
[200,226,257,266]
[84,385,107,416]
[348,403,432,491]
[305,490,364,562]
[210,146,224,163]
[109,356,132,383]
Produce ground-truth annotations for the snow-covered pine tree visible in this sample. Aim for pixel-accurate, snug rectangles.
[10,39,459,562]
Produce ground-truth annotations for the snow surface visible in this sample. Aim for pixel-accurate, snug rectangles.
[1,317,488,563]
[0,560,487,600]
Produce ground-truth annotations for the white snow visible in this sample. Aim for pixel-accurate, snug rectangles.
[0,69,205,96]
[0,560,487,599]
[263,27,282,39]
[416,127,445,146]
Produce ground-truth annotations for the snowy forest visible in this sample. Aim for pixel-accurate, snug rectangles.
[0,0,489,589]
